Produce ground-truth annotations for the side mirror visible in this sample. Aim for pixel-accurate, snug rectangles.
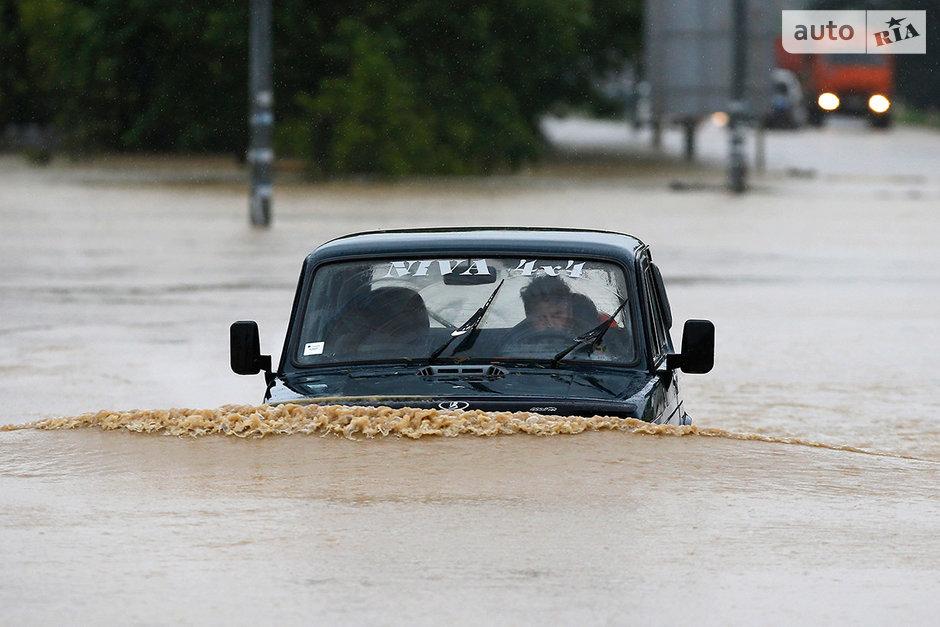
[667,319,714,374]
[230,321,272,375]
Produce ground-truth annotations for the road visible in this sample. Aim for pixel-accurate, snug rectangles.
[542,114,940,184]
[1,118,938,625]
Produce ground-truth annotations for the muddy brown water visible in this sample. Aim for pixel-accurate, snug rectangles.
[1,140,939,624]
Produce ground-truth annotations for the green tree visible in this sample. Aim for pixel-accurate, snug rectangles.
[19,0,248,152]
[288,0,640,175]
[13,0,644,173]
[0,0,51,126]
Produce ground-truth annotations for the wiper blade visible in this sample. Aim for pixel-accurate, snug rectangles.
[427,279,505,362]
[549,298,630,368]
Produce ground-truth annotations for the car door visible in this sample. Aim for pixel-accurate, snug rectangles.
[639,253,683,424]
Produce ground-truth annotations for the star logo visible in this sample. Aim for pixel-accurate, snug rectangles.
[886,16,906,28]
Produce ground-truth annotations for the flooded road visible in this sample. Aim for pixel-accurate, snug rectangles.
[1,120,939,624]
[2,428,936,625]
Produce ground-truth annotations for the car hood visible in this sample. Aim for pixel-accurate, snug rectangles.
[268,363,653,418]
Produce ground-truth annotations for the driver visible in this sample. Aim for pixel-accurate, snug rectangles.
[519,275,576,332]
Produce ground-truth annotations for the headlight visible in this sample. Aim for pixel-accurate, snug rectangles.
[868,94,890,114]
[817,93,840,111]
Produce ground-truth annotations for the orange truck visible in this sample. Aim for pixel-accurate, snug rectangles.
[776,40,895,127]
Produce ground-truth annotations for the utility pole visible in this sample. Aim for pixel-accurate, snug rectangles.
[248,0,273,226]
[682,118,696,161]
[728,0,748,193]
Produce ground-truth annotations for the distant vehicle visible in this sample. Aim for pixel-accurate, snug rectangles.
[777,41,894,128]
[765,68,807,129]
[231,228,715,425]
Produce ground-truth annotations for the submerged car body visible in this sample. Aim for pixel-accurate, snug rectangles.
[231,228,714,425]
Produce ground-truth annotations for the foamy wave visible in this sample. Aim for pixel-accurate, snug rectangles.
[3,404,655,438]
[1,404,928,460]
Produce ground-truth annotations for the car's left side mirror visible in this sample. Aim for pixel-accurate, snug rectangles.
[230,320,272,376]
[667,319,715,374]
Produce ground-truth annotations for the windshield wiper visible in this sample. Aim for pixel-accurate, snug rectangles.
[427,279,505,363]
[549,298,630,368]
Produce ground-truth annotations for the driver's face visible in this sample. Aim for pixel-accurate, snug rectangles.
[528,300,573,331]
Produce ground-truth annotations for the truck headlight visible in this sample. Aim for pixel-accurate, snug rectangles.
[868,94,890,114]
[817,93,840,111]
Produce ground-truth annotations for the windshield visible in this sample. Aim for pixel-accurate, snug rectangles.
[293,257,637,367]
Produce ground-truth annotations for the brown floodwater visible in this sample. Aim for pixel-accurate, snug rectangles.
[1,418,937,625]
[1,130,939,624]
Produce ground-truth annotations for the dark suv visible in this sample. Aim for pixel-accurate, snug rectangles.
[231,228,714,424]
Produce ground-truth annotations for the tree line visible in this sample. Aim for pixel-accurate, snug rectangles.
[2,1,935,175]
[1,0,641,174]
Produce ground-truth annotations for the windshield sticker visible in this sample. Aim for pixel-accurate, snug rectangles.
[382,259,586,279]
[510,260,585,278]
[383,259,491,278]
[303,341,325,356]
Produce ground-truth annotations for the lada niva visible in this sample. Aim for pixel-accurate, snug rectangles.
[231,228,714,424]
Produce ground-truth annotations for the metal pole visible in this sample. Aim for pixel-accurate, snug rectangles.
[249,0,273,226]
[754,121,766,173]
[728,0,747,193]
[683,118,696,161]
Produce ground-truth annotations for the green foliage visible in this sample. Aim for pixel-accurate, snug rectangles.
[285,0,622,175]
[0,0,50,124]
[296,22,441,175]
[8,0,643,173]
[293,15,540,175]
[17,0,248,152]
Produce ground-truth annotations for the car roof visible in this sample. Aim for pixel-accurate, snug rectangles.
[307,227,646,264]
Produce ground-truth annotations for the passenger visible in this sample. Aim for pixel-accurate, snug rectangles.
[571,292,618,330]
[571,292,617,351]
[571,293,600,329]
[519,275,576,332]
[332,287,430,355]
[503,276,608,356]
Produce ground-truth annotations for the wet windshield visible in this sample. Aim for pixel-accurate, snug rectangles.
[294,257,637,366]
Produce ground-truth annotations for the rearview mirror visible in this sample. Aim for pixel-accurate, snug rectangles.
[230,321,272,375]
[442,260,499,285]
[667,319,714,374]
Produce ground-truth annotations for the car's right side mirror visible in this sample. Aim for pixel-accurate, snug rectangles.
[667,319,715,374]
